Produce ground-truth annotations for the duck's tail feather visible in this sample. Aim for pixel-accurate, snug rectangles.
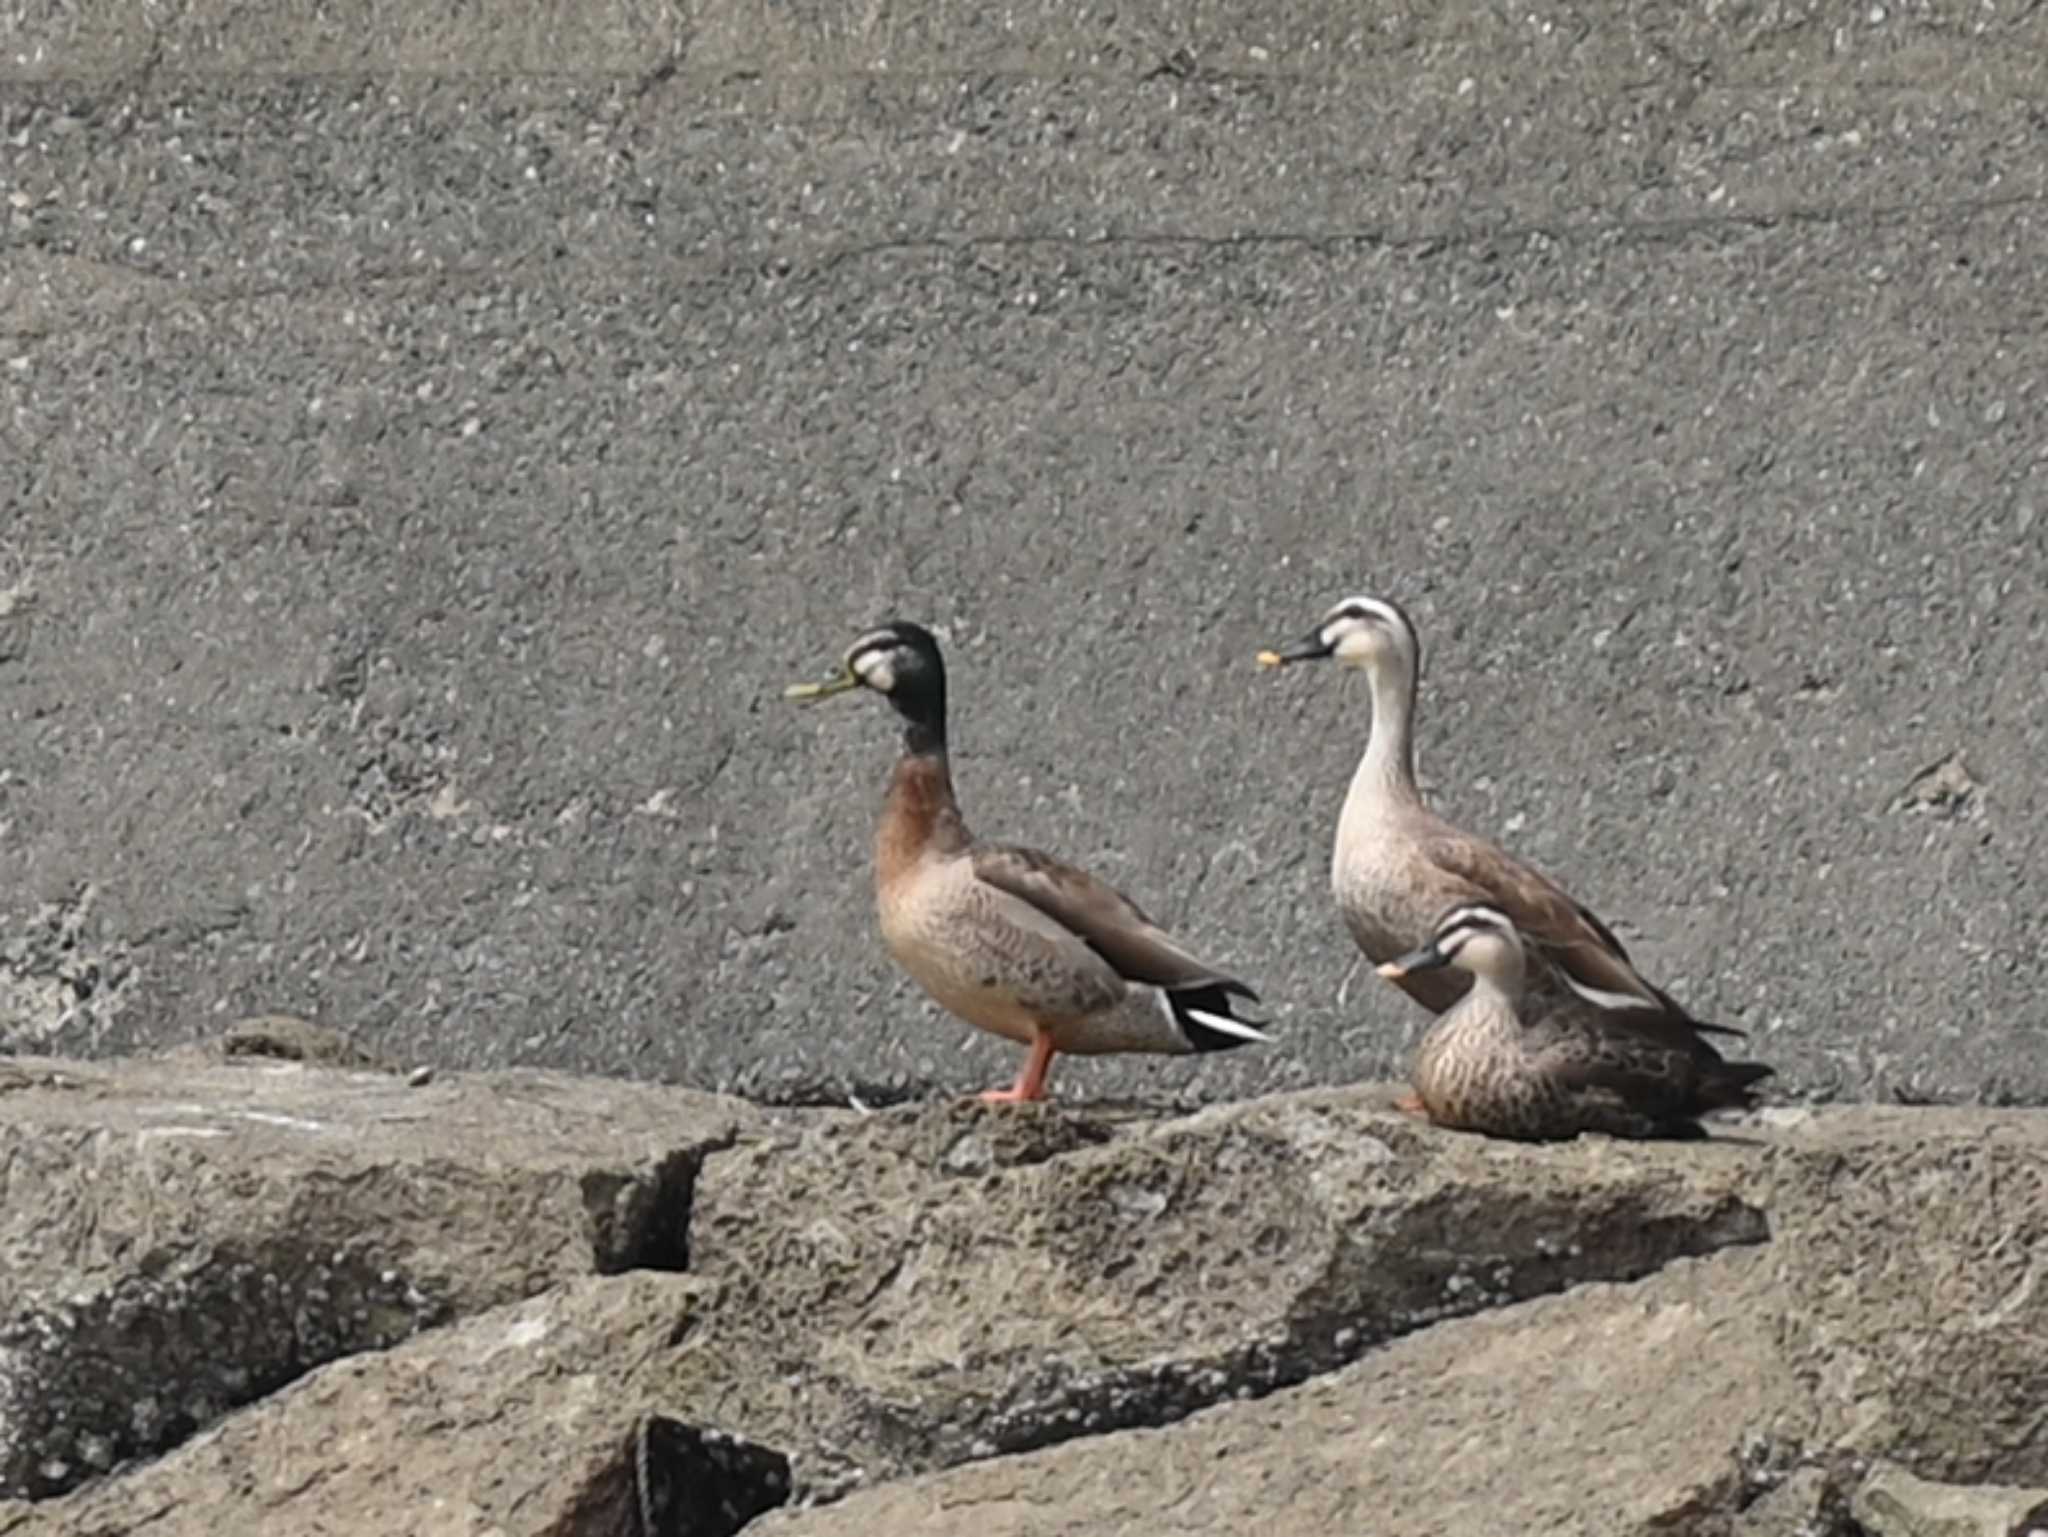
[1699,1058,1775,1112]
[1164,978,1271,1053]
[1646,979,1751,1040]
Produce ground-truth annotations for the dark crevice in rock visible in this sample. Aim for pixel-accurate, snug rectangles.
[1637,1471,1752,1534]
[685,1098,1783,1510]
[559,1416,792,1537]
[796,1193,1772,1497]
[635,1420,792,1537]
[1310,1189,1771,1339]
[0,1242,447,1501]
[1632,1440,1873,1536]
[1636,1448,1787,1534]
[587,1142,733,1275]
[959,1196,1770,1468]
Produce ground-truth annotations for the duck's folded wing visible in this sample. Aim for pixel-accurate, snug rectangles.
[1417,827,1661,1010]
[972,844,1253,997]
[1536,1016,1703,1116]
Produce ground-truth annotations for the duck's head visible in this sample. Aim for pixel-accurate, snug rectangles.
[1376,903,1523,986]
[786,620,948,736]
[1256,594,1420,679]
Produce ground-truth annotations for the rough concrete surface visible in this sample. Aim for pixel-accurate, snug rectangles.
[2,0,2045,1106]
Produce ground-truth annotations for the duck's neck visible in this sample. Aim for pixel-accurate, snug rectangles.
[1466,962,1525,1016]
[878,723,970,881]
[1347,652,1425,812]
[1439,965,1528,1054]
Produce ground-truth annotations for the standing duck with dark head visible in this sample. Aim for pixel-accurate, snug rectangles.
[788,621,1270,1104]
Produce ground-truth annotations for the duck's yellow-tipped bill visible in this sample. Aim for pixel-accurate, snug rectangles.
[784,670,858,702]
[1258,631,1335,669]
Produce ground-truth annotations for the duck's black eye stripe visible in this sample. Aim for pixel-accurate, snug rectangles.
[1436,908,1510,945]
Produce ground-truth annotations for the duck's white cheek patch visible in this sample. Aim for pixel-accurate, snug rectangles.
[857,657,896,692]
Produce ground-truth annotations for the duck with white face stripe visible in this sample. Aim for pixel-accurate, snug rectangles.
[1256,594,1751,1079]
[1378,903,1772,1140]
[788,620,1271,1105]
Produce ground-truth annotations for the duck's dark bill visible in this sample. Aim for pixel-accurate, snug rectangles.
[1378,941,1449,979]
[1256,630,1334,668]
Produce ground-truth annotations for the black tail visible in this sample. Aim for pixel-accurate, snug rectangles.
[1698,1058,1774,1113]
[1165,978,1270,1054]
[1647,980,1750,1041]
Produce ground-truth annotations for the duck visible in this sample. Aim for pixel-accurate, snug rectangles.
[787,620,1270,1104]
[1256,594,1740,1039]
[1378,903,1772,1140]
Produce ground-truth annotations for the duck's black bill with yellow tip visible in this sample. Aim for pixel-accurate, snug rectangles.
[784,668,859,702]
[1377,941,1451,981]
[1254,630,1335,669]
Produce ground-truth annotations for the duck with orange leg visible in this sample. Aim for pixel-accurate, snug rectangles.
[787,621,1270,1105]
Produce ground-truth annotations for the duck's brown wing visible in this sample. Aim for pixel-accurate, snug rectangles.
[971,843,1255,998]
[1417,825,1668,1011]
[1537,1006,1770,1123]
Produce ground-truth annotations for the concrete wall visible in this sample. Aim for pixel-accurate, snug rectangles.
[3,0,2044,1103]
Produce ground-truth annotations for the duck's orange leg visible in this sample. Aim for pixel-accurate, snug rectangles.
[1393,1089,1430,1120]
[981,1034,1057,1104]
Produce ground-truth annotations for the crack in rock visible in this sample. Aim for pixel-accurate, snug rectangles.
[630,1418,793,1537]
[586,1142,731,1275]
[687,1097,1771,1503]
[542,1409,794,1537]
[946,1191,1768,1470]
[0,1061,758,1502]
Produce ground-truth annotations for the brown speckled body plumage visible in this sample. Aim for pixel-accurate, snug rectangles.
[1412,995,1767,1141]
[1396,908,1773,1142]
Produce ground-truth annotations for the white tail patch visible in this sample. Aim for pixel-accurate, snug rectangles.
[1183,1007,1272,1044]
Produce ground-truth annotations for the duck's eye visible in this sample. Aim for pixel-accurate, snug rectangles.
[848,646,898,688]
